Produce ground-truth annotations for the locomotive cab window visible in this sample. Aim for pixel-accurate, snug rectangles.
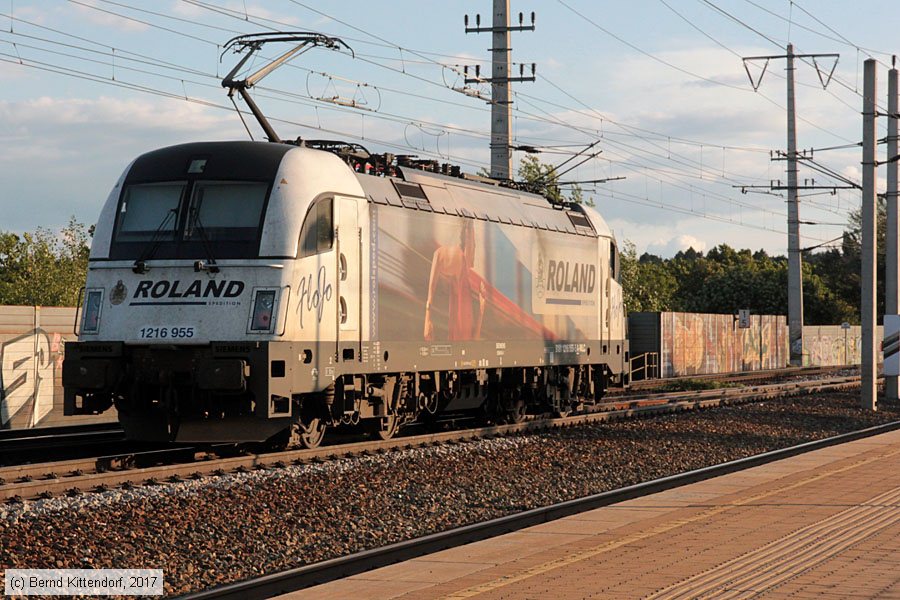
[610,241,618,281]
[114,182,184,243]
[299,197,334,257]
[185,181,267,242]
[109,175,271,260]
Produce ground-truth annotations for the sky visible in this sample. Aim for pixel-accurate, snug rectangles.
[1,0,899,257]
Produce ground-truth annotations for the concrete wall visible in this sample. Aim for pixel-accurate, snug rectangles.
[630,311,883,378]
[802,324,882,367]
[657,312,789,378]
[1,303,877,428]
[0,306,116,430]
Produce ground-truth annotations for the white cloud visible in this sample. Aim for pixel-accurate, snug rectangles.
[0,95,244,233]
[609,212,789,259]
[842,164,862,183]
[0,95,234,135]
[171,0,302,28]
[6,4,53,26]
[0,53,29,81]
[647,234,708,257]
[70,0,149,32]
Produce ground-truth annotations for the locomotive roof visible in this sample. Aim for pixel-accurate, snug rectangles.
[126,141,294,183]
[110,141,612,241]
[354,166,611,239]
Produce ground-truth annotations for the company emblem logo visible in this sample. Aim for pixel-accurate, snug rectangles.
[110,280,127,305]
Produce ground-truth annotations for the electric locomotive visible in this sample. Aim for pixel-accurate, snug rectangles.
[63,33,628,448]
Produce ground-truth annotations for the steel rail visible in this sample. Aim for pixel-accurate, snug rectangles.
[623,364,857,392]
[177,417,900,600]
[0,375,864,502]
[0,422,122,449]
[0,365,851,466]
[0,422,121,441]
[0,423,127,467]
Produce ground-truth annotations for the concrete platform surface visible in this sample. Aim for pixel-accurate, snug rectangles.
[277,429,900,599]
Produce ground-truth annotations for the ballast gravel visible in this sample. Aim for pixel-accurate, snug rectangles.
[2,391,899,596]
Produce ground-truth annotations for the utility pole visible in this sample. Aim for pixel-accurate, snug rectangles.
[862,58,877,411]
[741,45,839,367]
[785,44,803,367]
[464,1,535,180]
[887,59,899,402]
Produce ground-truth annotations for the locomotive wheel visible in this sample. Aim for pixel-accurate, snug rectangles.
[373,415,400,440]
[298,418,326,449]
[504,399,527,424]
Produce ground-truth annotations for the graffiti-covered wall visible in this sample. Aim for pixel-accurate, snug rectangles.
[629,312,880,378]
[0,306,117,430]
[802,324,882,367]
[657,312,789,377]
[629,312,790,378]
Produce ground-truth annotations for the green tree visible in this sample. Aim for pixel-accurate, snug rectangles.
[805,245,860,324]
[617,241,854,325]
[0,218,90,306]
[620,241,677,312]
[825,198,886,322]
[516,154,590,206]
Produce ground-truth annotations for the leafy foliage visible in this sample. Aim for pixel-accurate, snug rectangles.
[0,218,91,306]
[620,241,677,312]
[832,198,886,319]
[619,241,858,325]
[516,154,590,206]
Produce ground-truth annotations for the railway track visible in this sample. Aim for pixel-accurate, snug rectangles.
[176,416,900,600]
[622,364,859,392]
[0,374,863,503]
[0,423,122,449]
[0,423,126,467]
[0,365,852,468]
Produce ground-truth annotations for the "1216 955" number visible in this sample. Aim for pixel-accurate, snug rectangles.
[138,326,195,339]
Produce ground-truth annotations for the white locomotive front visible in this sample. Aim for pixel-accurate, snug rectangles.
[64,140,628,447]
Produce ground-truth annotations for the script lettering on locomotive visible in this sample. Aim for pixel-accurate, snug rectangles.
[131,280,245,305]
[297,266,333,328]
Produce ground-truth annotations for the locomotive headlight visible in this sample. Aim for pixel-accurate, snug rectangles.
[249,289,277,333]
[81,289,104,334]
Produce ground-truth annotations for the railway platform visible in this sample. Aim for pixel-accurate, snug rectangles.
[279,426,900,599]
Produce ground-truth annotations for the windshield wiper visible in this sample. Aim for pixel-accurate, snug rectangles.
[132,208,177,274]
[187,205,220,273]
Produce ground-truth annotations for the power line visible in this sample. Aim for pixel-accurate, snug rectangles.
[7,1,859,242]
[184,0,844,201]
[176,0,784,192]
[0,49,489,169]
[560,0,751,92]
[564,0,856,145]
[764,0,895,63]
[704,0,889,116]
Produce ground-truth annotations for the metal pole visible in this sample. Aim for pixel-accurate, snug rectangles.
[490,0,512,180]
[759,315,763,369]
[887,62,899,401]
[862,58,878,411]
[786,44,804,366]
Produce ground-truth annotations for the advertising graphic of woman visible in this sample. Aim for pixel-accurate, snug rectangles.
[423,219,487,341]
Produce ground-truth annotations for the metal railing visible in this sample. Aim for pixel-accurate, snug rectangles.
[629,351,660,381]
